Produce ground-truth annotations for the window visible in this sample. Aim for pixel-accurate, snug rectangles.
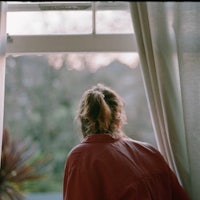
[1,2,155,199]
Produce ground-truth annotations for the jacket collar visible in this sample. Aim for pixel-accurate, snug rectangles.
[81,133,123,144]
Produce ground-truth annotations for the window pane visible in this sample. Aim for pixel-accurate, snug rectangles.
[7,11,92,35]
[96,10,134,34]
[6,2,134,35]
[4,53,155,198]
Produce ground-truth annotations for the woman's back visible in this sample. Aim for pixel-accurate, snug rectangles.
[63,133,190,200]
[63,84,191,200]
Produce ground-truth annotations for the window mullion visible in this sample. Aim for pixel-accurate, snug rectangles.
[92,1,96,34]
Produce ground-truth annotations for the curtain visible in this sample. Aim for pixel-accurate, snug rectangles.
[129,2,200,200]
[0,2,7,165]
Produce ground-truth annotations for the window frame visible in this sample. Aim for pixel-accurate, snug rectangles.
[0,1,7,165]
[6,1,136,54]
[0,1,137,164]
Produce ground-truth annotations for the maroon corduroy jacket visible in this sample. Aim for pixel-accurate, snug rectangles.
[63,134,191,200]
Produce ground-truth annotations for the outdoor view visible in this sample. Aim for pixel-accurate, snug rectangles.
[2,2,156,200]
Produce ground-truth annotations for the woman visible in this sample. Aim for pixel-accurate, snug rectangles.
[63,83,191,200]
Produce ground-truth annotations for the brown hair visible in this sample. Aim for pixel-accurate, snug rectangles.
[77,83,127,137]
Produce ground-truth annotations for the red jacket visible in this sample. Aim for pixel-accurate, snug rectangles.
[63,134,191,200]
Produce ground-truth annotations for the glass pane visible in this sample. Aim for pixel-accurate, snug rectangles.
[7,11,92,35]
[96,10,134,34]
[4,53,155,199]
[7,2,134,35]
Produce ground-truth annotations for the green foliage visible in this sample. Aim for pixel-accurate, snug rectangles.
[0,128,50,199]
[4,55,155,193]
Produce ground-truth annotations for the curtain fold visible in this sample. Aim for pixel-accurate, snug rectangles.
[172,3,200,199]
[129,2,179,173]
[129,2,195,198]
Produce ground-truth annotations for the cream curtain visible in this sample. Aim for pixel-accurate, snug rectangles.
[0,2,7,165]
[130,2,200,200]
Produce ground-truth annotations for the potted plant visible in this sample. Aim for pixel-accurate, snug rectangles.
[0,127,49,200]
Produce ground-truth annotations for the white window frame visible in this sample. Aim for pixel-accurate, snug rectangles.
[0,2,7,163]
[6,1,137,55]
[0,1,137,163]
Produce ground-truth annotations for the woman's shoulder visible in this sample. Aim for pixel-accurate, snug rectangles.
[65,143,88,168]
[67,143,86,157]
[121,136,169,171]
[121,136,160,155]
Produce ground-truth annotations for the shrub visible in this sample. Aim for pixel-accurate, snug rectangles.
[0,127,49,200]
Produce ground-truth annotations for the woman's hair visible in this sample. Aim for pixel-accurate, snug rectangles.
[76,83,127,137]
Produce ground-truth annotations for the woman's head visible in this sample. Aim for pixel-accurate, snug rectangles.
[77,83,127,137]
